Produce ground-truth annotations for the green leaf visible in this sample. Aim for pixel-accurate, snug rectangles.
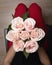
[23,49,29,59]
[22,11,29,21]
[7,24,12,32]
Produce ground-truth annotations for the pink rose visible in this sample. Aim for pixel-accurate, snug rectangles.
[24,18,36,32]
[30,28,45,41]
[11,17,24,31]
[6,30,20,42]
[13,40,24,52]
[20,31,30,40]
[24,40,39,53]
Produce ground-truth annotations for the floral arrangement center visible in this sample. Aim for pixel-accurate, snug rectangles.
[6,16,45,58]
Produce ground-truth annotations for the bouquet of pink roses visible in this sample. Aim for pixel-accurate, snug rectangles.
[6,16,45,58]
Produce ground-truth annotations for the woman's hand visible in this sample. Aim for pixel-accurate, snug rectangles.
[3,46,16,65]
[38,47,51,65]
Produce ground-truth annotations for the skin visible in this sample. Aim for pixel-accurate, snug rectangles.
[38,47,51,65]
[3,46,16,65]
[3,46,51,65]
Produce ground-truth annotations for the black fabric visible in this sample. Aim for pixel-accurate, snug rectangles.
[38,36,46,47]
[46,25,52,63]
[11,51,42,65]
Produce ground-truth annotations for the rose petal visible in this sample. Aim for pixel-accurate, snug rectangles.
[20,31,30,40]
[13,40,24,52]
[24,18,36,32]
[11,17,24,31]
[30,28,45,41]
[6,30,20,42]
[24,40,39,53]
[6,30,16,41]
